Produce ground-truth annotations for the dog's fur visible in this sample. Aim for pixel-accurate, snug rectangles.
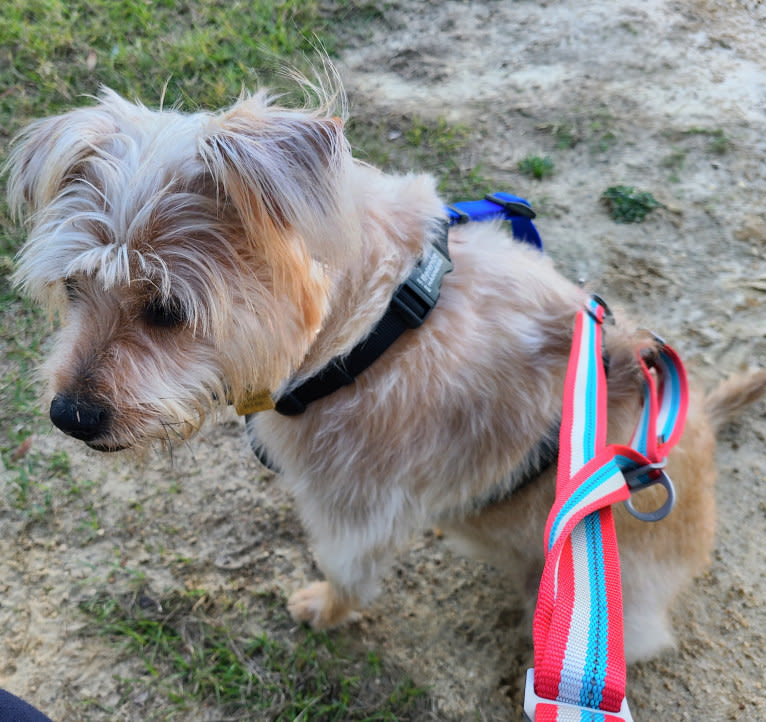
[8,78,766,663]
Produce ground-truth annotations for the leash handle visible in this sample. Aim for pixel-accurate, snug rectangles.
[532,297,629,717]
[527,297,689,720]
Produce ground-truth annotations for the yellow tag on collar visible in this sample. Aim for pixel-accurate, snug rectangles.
[235,389,275,415]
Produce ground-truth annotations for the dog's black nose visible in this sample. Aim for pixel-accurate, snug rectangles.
[49,394,110,442]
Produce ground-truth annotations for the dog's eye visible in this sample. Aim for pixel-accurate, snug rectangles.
[64,278,80,301]
[143,297,187,329]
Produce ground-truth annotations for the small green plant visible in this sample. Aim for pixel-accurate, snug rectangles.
[404,116,467,152]
[661,148,687,182]
[588,109,618,153]
[518,154,555,180]
[708,128,732,155]
[553,122,579,150]
[682,126,732,155]
[601,185,661,223]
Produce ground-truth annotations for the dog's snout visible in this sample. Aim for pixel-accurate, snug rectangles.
[49,394,111,443]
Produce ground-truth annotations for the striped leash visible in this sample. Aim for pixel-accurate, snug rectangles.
[524,296,689,721]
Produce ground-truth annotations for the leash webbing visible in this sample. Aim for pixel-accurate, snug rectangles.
[525,296,689,722]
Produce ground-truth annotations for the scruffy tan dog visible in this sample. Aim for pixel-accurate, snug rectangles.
[8,78,765,664]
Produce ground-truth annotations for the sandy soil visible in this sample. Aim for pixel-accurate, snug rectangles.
[1,1,765,720]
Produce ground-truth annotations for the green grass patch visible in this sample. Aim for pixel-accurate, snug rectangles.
[661,148,688,182]
[537,109,618,155]
[586,108,618,154]
[0,0,335,125]
[682,126,732,155]
[707,129,732,155]
[601,185,661,224]
[80,588,430,720]
[661,126,734,163]
[552,121,579,150]
[518,154,555,180]
[1,243,62,517]
[2,446,78,519]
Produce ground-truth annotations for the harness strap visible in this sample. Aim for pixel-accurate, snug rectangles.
[525,296,689,721]
[274,225,454,415]
[447,192,541,248]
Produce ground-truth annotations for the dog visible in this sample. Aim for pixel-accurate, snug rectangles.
[7,76,766,665]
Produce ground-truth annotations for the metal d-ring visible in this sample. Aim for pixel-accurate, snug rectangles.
[623,464,676,522]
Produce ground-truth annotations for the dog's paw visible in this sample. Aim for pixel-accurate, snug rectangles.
[288,581,358,629]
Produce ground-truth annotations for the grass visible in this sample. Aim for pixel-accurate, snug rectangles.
[601,185,661,224]
[661,148,688,183]
[552,121,578,150]
[79,587,429,720]
[658,126,734,182]
[518,154,555,180]
[538,108,618,155]
[0,0,336,120]
[588,109,619,154]
[682,126,732,155]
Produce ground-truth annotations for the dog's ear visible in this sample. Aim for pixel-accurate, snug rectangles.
[200,94,353,263]
[6,107,116,219]
[200,95,351,340]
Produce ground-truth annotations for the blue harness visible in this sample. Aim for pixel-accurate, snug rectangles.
[446,191,541,249]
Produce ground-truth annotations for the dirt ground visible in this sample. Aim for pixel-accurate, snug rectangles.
[1,1,765,720]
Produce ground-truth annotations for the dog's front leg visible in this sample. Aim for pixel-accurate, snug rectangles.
[287,538,394,629]
[288,580,358,629]
[286,497,406,630]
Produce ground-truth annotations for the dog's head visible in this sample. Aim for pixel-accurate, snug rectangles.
[7,86,355,450]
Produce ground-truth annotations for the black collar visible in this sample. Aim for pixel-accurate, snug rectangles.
[271,192,540,416]
[273,220,453,416]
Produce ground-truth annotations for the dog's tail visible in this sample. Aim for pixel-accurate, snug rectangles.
[704,368,766,434]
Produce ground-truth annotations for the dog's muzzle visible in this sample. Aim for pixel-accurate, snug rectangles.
[49,393,118,450]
